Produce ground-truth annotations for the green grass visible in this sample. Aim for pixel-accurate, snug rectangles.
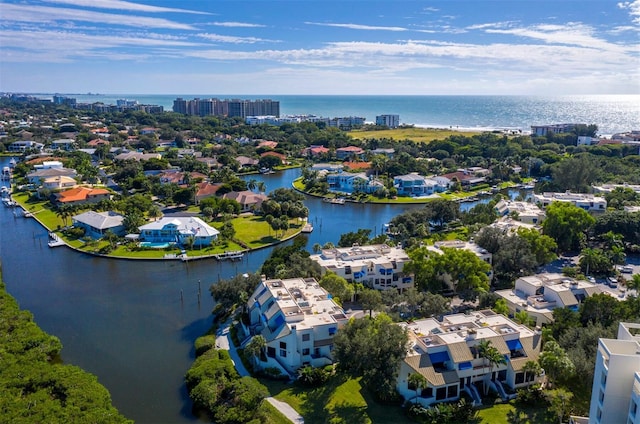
[260,400,296,424]
[349,127,481,143]
[476,401,555,424]
[261,375,409,424]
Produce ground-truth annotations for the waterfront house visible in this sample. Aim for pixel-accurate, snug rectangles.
[397,310,541,408]
[222,190,268,213]
[495,273,602,327]
[310,163,343,173]
[393,173,445,197]
[236,155,259,169]
[9,140,44,152]
[309,244,414,292]
[72,211,125,239]
[54,186,110,206]
[260,151,287,164]
[532,191,607,212]
[244,277,353,375]
[325,172,383,194]
[138,217,219,247]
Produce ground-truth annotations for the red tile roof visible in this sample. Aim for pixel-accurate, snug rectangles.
[57,187,110,203]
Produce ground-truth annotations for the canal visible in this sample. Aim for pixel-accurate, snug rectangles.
[0,159,520,423]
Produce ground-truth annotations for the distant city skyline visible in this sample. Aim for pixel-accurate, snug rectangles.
[1,0,639,95]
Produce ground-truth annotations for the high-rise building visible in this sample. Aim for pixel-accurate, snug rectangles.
[588,322,640,424]
[376,114,400,128]
[172,97,279,118]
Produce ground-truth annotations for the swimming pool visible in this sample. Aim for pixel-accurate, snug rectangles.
[139,242,173,249]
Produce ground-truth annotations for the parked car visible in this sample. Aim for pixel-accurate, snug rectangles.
[621,265,633,274]
[587,276,596,284]
[607,277,618,288]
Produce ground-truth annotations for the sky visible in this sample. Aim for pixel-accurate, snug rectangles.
[1,0,639,95]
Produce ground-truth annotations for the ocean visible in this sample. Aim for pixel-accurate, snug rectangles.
[41,93,639,136]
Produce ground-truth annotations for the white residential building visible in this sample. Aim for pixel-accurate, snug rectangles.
[495,200,546,225]
[495,273,602,327]
[397,310,541,407]
[138,217,219,247]
[245,277,353,375]
[589,322,640,424]
[375,114,400,128]
[309,244,414,291]
[592,183,640,195]
[533,192,607,212]
[393,173,446,197]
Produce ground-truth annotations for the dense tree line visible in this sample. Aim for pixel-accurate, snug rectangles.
[0,277,130,423]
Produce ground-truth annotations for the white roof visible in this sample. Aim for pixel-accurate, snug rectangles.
[73,211,124,230]
[139,216,219,237]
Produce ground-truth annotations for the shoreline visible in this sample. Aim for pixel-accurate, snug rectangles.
[10,198,304,262]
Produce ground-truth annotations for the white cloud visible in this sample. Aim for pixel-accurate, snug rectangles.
[618,0,640,24]
[209,21,266,28]
[43,0,210,14]
[304,22,408,31]
[1,4,195,30]
[196,33,275,44]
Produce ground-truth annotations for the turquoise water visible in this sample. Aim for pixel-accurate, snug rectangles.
[139,241,172,249]
[35,94,640,136]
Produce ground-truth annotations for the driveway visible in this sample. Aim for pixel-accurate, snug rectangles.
[215,322,304,423]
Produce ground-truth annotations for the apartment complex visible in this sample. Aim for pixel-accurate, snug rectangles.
[245,277,353,375]
[309,244,414,291]
[376,114,400,128]
[172,97,280,118]
[533,191,607,212]
[495,273,602,327]
[589,322,640,424]
[397,310,541,407]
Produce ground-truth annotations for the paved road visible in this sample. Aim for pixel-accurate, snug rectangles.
[215,323,305,424]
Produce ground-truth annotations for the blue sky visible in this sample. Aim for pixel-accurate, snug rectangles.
[1,0,639,95]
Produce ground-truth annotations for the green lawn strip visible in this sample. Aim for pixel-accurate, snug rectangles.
[476,401,554,424]
[212,215,303,249]
[349,128,480,143]
[262,375,409,424]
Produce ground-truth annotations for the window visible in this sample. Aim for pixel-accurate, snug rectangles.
[601,372,607,387]
[302,333,310,342]
[302,348,310,356]
[280,341,287,349]
[345,266,352,275]
[267,347,276,358]
[328,327,337,336]
[515,372,525,385]
[280,349,287,357]
[436,387,447,400]
[447,385,458,398]
[422,387,433,398]
[630,400,637,417]
[599,389,604,404]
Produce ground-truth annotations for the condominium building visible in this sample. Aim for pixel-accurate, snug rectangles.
[245,277,353,375]
[533,191,607,212]
[172,97,279,118]
[309,244,414,291]
[530,123,583,136]
[397,310,541,407]
[589,322,640,424]
[495,273,602,327]
[376,114,400,128]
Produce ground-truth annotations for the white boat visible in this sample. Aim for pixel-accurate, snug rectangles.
[1,167,11,180]
[323,197,345,205]
[301,223,313,233]
[9,158,17,167]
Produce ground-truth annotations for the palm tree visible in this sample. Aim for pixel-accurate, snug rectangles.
[147,205,162,221]
[245,335,266,371]
[407,373,427,404]
[312,243,322,254]
[256,181,266,194]
[522,360,542,385]
[477,340,507,395]
[247,178,257,192]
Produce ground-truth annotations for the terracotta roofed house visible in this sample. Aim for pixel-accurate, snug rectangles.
[54,186,110,206]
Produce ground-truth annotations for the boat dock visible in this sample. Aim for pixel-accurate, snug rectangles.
[214,251,244,261]
[301,223,313,233]
[48,232,66,248]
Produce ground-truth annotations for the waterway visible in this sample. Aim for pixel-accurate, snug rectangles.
[0,158,521,423]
